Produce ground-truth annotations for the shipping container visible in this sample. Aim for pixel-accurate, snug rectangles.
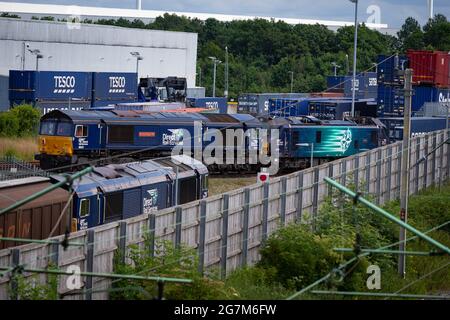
[343,72,378,100]
[377,55,408,84]
[113,101,187,112]
[326,76,345,92]
[91,72,138,107]
[377,84,450,117]
[186,87,206,99]
[238,93,309,115]
[9,70,93,105]
[407,50,450,87]
[186,97,228,113]
[269,98,309,117]
[309,92,345,98]
[379,117,447,142]
[308,99,378,120]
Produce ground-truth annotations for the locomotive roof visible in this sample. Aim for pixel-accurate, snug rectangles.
[51,155,207,197]
[41,109,260,125]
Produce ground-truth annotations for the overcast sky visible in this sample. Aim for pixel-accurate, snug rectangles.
[3,0,450,28]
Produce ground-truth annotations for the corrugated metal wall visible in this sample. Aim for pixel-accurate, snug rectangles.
[0,18,198,110]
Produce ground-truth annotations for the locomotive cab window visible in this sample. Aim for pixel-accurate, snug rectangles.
[40,121,56,135]
[371,131,377,144]
[316,131,322,143]
[75,125,88,138]
[56,122,73,136]
[79,199,90,217]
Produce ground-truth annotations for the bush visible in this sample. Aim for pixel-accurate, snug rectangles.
[258,224,340,290]
[111,237,235,300]
[0,104,41,137]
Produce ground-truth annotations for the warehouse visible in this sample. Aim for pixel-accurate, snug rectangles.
[0,17,198,110]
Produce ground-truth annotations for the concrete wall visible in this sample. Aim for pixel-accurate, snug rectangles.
[0,18,198,110]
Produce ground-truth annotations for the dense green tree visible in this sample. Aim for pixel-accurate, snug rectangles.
[397,17,424,51]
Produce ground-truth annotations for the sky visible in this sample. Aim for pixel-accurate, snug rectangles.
[2,0,450,28]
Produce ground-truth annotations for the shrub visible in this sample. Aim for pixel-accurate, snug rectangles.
[0,104,41,137]
[258,224,340,290]
[111,237,235,300]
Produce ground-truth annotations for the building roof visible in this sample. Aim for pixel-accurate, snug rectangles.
[0,2,389,30]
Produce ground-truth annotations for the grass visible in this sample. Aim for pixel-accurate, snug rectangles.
[208,176,257,196]
[0,137,39,161]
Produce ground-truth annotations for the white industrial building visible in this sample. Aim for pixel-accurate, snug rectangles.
[0,17,198,109]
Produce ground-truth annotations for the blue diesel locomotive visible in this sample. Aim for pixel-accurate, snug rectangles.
[35,110,387,172]
[55,155,208,231]
[269,116,388,168]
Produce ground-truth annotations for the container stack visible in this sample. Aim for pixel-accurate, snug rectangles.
[9,70,139,113]
[376,51,450,117]
[326,72,378,100]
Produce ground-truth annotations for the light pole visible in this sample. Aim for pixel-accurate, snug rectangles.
[225,46,229,98]
[331,62,341,76]
[349,0,359,118]
[28,49,43,71]
[288,71,294,93]
[130,51,144,76]
[197,67,202,87]
[209,56,222,97]
[345,54,350,74]
[296,143,314,167]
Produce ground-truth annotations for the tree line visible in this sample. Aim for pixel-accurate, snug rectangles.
[1,12,449,98]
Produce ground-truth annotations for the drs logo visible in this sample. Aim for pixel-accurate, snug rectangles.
[53,76,76,93]
[109,76,126,93]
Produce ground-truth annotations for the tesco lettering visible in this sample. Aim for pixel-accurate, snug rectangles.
[54,76,76,89]
[109,76,126,88]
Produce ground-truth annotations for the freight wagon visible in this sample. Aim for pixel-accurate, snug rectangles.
[0,155,208,248]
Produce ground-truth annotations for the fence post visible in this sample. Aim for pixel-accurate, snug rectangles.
[366,152,371,194]
[241,188,250,268]
[397,145,403,198]
[432,132,437,185]
[175,207,182,248]
[261,183,269,243]
[148,213,156,257]
[327,163,334,197]
[85,229,95,300]
[296,172,304,223]
[340,160,347,186]
[312,168,320,230]
[415,138,421,193]
[198,201,207,275]
[386,147,393,202]
[354,155,360,189]
[280,177,287,227]
[118,222,127,265]
[423,137,429,189]
[220,195,229,280]
[10,249,20,300]
[376,149,382,205]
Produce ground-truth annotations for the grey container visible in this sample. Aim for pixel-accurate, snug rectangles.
[238,93,309,115]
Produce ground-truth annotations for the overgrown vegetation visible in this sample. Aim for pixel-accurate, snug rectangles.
[0,104,41,137]
[0,104,40,160]
[105,181,449,300]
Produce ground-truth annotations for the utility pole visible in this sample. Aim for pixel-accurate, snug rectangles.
[224,46,229,98]
[209,57,221,97]
[398,68,413,278]
[288,71,294,93]
[349,0,359,118]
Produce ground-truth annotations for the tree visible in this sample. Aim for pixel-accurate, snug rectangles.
[423,14,450,51]
[397,17,424,51]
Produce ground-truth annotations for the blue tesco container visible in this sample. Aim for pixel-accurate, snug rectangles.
[9,70,92,105]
